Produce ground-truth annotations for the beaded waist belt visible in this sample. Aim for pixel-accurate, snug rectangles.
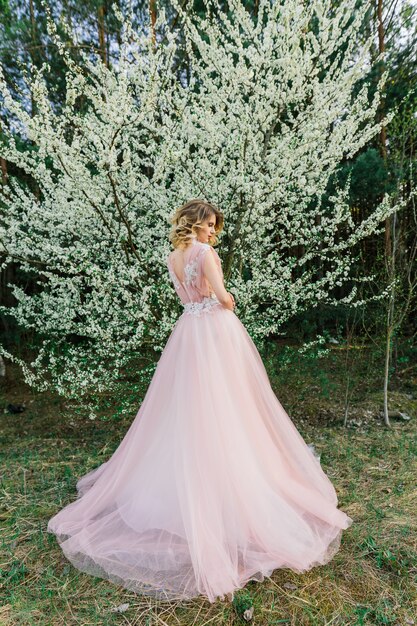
[183,294,222,316]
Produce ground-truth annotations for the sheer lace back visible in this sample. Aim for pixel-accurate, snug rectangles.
[166,238,224,315]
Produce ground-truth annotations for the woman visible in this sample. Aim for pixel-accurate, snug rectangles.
[47,199,353,604]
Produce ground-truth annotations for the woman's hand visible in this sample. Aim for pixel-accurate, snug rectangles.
[226,292,235,311]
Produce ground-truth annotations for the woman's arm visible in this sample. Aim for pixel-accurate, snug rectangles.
[203,250,234,311]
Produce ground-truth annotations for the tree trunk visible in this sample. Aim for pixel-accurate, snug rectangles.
[29,0,38,116]
[377,0,391,257]
[98,5,108,66]
[376,0,394,427]
[149,0,157,48]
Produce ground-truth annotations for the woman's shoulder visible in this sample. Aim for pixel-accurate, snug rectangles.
[196,241,211,251]
[196,243,221,262]
[194,240,220,252]
[168,240,217,256]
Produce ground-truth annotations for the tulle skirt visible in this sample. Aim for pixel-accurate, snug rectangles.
[47,304,353,603]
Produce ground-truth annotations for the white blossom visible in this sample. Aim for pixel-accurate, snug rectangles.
[0,0,407,402]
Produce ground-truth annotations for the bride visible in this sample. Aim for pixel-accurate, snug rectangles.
[47,198,353,604]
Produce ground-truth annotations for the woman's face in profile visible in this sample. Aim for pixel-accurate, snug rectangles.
[198,213,217,244]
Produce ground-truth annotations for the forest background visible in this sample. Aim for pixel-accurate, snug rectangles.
[0,0,416,423]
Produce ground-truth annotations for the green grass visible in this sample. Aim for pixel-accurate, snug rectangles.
[1,349,416,625]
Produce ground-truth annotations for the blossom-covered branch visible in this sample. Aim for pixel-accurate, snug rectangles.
[0,0,406,408]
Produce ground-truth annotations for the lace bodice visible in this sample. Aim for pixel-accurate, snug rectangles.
[166,238,224,316]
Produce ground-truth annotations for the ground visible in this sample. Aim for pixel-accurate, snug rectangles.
[0,344,416,626]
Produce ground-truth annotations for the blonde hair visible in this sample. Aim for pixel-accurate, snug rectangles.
[168,199,224,249]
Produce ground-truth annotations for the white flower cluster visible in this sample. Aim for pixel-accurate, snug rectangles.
[0,0,405,403]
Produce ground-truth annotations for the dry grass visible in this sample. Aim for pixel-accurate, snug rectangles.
[1,352,416,626]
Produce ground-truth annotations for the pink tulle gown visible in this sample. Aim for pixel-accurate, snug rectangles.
[47,236,353,603]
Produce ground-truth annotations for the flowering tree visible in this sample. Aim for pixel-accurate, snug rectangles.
[0,0,405,410]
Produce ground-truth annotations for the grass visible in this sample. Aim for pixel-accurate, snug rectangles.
[1,346,416,626]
